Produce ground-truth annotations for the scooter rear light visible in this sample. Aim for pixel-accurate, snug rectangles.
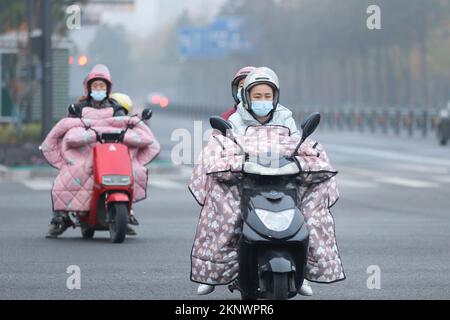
[102,175,131,186]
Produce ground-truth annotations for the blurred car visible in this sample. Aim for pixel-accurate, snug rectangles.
[146,93,170,109]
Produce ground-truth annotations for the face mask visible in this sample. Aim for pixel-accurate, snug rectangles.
[251,101,273,117]
[236,88,243,102]
[90,90,107,102]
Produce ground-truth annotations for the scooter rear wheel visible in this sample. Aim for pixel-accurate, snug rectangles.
[109,203,128,243]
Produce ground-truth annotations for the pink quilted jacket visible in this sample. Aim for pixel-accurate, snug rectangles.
[40,108,161,211]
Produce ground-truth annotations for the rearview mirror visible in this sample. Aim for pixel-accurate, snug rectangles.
[210,116,246,155]
[142,108,153,120]
[68,104,82,118]
[209,116,233,136]
[301,112,321,140]
[291,112,321,157]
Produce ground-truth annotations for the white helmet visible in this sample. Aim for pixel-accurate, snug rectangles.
[242,67,280,113]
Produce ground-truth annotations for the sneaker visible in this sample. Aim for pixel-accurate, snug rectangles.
[126,225,137,236]
[197,284,215,295]
[129,211,140,226]
[45,213,71,238]
[298,279,313,296]
[46,221,63,238]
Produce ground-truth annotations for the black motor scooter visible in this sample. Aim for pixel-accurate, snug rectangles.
[210,113,321,300]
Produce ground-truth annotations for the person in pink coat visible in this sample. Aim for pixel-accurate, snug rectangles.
[45,64,148,238]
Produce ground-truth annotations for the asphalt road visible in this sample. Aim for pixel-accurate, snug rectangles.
[1,111,449,300]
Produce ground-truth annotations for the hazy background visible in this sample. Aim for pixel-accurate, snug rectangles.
[2,0,450,128]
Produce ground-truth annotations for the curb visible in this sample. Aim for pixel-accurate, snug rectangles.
[0,165,10,180]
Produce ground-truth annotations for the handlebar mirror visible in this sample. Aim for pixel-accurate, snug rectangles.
[209,116,233,136]
[291,112,321,157]
[68,104,82,118]
[300,112,321,140]
[141,108,153,121]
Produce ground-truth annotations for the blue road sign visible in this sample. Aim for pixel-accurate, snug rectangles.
[178,16,253,59]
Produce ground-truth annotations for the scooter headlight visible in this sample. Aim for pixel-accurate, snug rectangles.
[255,209,295,232]
[102,175,131,186]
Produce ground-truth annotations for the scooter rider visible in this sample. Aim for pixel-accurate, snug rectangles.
[46,65,137,238]
[221,66,256,120]
[70,64,127,117]
[196,67,312,296]
[228,67,299,136]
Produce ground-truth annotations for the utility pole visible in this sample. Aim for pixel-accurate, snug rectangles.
[41,0,53,139]
[26,0,35,123]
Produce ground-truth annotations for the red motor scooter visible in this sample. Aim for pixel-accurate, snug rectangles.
[69,105,153,243]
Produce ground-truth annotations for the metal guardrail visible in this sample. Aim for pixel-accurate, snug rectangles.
[295,108,439,138]
[163,104,440,138]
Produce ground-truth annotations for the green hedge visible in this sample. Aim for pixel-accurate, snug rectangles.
[0,124,42,145]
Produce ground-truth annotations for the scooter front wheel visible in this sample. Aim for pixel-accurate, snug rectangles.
[81,226,95,239]
[271,273,289,300]
[240,292,257,300]
[109,203,128,243]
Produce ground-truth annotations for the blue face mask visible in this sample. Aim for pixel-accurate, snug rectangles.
[90,90,107,102]
[251,101,273,117]
[236,88,243,102]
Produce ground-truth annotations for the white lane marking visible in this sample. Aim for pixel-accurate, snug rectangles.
[147,167,192,182]
[338,179,377,188]
[375,177,439,188]
[339,167,382,177]
[23,180,53,191]
[390,164,449,175]
[180,165,194,177]
[23,178,186,191]
[22,174,444,191]
[328,145,450,167]
[148,179,186,190]
[431,176,450,184]
[339,166,449,181]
